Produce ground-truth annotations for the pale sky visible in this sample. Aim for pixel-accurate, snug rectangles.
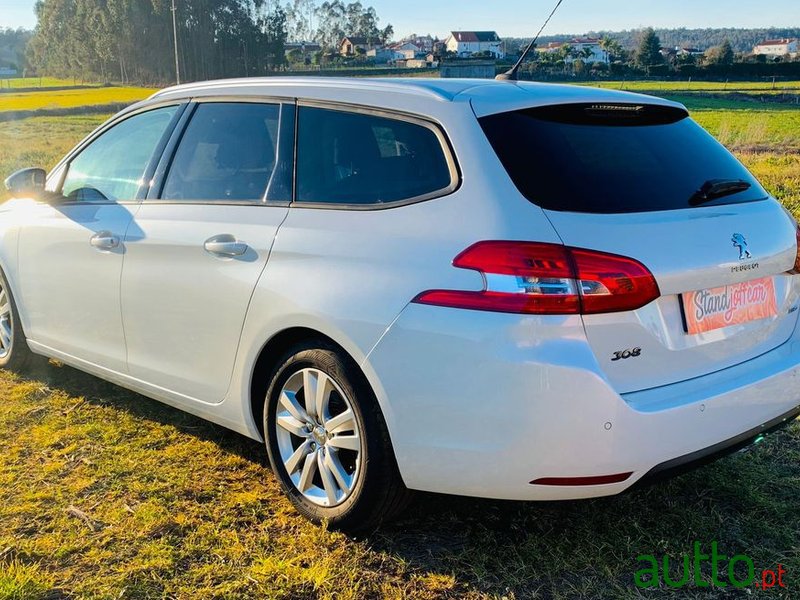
[1,0,798,37]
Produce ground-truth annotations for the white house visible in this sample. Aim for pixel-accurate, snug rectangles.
[444,31,504,58]
[388,41,422,60]
[752,38,799,57]
[366,47,405,64]
[542,37,609,64]
[399,35,436,53]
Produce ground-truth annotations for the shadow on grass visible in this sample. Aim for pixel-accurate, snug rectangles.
[18,357,265,466]
[13,357,800,597]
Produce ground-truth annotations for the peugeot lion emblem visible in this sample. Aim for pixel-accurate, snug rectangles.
[732,233,751,260]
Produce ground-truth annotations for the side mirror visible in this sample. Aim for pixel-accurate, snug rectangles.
[4,168,46,199]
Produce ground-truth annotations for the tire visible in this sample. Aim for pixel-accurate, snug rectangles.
[0,268,33,371]
[263,341,411,533]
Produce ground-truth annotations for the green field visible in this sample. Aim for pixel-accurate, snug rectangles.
[0,83,799,599]
[0,87,153,114]
[588,79,800,92]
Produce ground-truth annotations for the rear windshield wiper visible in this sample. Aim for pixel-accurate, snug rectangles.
[689,179,751,206]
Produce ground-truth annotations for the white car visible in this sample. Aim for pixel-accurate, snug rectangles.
[3,78,799,531]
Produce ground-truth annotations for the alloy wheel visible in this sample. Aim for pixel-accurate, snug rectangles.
[274,367,362,507]
[0,282,13,359]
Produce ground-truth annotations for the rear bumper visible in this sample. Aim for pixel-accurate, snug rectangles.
[635,403,800,486]
[364,304,800,501]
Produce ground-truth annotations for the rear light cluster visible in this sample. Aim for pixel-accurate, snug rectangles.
[413,241,660,315]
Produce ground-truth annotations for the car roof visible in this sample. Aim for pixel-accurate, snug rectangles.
[145,77,684,118]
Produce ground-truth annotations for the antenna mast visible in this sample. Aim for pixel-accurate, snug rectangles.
[496,0,567,81]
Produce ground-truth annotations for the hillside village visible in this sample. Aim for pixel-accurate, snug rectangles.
[282,29,800,75]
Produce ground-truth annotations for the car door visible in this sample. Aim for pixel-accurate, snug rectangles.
[16,104,183,371]
[120,100,294,404]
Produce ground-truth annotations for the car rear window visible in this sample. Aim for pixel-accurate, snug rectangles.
[479,103,767,214]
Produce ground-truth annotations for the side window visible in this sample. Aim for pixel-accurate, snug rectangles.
[161,102,285,202]
[61,106,178,201]
[296,106,455,206]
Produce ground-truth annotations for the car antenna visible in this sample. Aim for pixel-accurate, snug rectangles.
[496,0,568,81]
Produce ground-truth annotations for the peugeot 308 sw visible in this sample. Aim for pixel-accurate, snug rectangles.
[3,78,799,531]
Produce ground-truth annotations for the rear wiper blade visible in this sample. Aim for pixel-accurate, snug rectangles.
[689,179,751,206]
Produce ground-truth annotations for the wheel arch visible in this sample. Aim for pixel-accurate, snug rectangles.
[248,326,385,440]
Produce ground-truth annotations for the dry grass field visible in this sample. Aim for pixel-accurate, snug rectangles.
[0,81,798,599]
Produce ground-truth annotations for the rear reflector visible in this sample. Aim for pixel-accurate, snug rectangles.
[413,241,659,315]
[530,472,633,486]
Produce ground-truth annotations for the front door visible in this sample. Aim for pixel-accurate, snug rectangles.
[17,105,181,371]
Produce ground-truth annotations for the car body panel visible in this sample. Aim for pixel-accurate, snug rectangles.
[120,203,289,404]
[545,200,799,393]
[17,199,137,371]
[365,301,800,499]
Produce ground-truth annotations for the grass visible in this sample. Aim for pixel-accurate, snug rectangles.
[0,83,798,599]
[0,364,797,599]
[0,560,53,600]
[589,79,800,92]
[0,87,153,114]
[0,114,110,201]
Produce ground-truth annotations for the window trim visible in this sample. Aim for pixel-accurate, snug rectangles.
[146,96,295,207]
[50,101,188,206]
[291,99,461,211]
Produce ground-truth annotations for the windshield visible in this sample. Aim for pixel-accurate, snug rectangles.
[479,103,767,214]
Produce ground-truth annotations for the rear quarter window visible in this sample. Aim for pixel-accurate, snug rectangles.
[479,103,767,214]
[296,106,456,206]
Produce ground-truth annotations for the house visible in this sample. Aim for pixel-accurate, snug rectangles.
[444,31,504,58]
[752,38,799,57]
[677,47,704,57]
[388,41,422,60]
[339,36,379,57]
[541,37,609,64]
[367,47,405,64]
[399,34,436,53]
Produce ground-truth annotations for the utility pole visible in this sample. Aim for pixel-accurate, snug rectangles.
[171,0,181,84]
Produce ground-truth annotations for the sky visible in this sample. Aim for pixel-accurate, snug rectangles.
[1,0,798,37]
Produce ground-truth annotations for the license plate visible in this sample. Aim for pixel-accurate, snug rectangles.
[682,277,778,335]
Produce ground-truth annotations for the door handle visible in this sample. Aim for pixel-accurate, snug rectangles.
[90,231,120,251]
[204,234,248,257]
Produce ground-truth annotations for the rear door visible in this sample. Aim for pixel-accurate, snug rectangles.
[121,100,294,403]
[480,103,798,393]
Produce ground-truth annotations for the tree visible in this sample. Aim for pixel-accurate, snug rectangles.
[705,39,734,65]
[262,5,289,71]
[284,0,318,42]
[313,1,391,50]
[599,36,622,62]
[634,27,663,71]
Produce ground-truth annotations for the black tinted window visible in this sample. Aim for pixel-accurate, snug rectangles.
[297,107,453,205]
[62,106,178,201]
[479,104,767,213]
[162,103,284,202]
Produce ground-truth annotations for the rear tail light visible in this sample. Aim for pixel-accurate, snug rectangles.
[413,241,660,315]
